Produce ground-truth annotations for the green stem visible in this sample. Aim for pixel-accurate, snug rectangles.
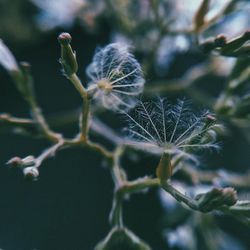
[29,99,61,142]
[118,177,160,195]
[68,74,90,141]
[110,193,124,228]
[161,182,199,210]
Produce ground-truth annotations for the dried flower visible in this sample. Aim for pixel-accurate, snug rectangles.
[125,98,220,163]
[86,43,145,111]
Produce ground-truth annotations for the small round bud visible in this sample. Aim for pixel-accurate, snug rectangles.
[23,167,39,181]
[58,32,78,76]
[214,34,227,47]
[195,187,237,212]
[58,33,72,45]
[6,156,22,168]
[222,187,238,206]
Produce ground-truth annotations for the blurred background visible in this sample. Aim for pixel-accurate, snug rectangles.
[0,0,250,249]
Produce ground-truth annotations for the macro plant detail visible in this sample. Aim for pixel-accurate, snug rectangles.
[126,99,220,157]
[0,0,250,249]
[86,43,145,111]
[125,98,221,182]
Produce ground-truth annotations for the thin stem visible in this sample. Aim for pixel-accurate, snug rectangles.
[161,182,199,211]
[110,193,123,228]
[34,139,65,168]
[87,141,113,160]
[68,74,90,141]
[110,146,126,188]
[29,99,61,143]
[118,177,160,195]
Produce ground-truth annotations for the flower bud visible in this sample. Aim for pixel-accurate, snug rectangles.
[214,34,227,48]
[23,167,39,181]
[95,227,151,250]
[6,156,22,168]
[220,31,250,56]
[58,32,78,76]
[195,187,237,212]
[6,155,35,168]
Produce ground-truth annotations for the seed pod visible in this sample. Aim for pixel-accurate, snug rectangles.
[156,152,172,183]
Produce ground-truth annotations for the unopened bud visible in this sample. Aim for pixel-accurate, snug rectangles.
[220,31,250,56]
[195,187,237,212]
[6,156,22,168]
[23,167,39,181]
[58,32,78,76]
[58,32,72,45]
[214,34,227,47]
[6,155,35,168]
[205,114,216,122]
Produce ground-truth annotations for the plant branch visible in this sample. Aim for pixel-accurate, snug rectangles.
[67,73,90,142]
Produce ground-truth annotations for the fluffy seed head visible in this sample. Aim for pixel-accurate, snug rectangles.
[86,43,145,111]
[125,98,221,164]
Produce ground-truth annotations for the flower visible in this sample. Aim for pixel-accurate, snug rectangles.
[86,43,145,111]
[125,98,221,163]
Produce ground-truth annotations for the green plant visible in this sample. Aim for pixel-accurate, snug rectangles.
[1,0,250,249]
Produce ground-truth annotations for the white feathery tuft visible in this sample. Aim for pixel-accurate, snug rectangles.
[86,43,145,111]
[124,98,221,163]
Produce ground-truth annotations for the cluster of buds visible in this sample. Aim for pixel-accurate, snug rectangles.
[6,155,39,180]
